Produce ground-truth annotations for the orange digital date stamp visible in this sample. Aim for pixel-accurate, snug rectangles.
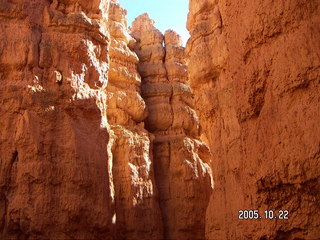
[238,210,289,220]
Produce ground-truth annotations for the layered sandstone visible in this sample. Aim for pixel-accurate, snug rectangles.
[1,0,318,239]
[132,14,213,240]
[1,1,214,239]
[187,0,320,239]
[0,0,113,239]
[106,2,163,239]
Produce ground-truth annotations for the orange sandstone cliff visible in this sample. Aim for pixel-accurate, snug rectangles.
[0,0,319,239]
[0,0,212,239]
[0,0,113,239]
[187,0,320,239]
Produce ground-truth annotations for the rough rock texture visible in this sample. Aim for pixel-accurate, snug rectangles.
[2,0,318,239]
[132,14,213,240]
[187,0,320,239]
[0,1,214,239]
[0,0,114,239]
[106,2,163,239]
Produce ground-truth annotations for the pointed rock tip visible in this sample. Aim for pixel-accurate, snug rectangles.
[131,13,157,40]
[164,29,182,46]
[133,13,155,25]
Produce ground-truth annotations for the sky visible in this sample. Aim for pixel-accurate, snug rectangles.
[118,0,190,46]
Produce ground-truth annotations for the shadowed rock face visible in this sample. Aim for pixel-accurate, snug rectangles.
[0,0,113,239]
[187,0,320,239]
[131,14,213,240]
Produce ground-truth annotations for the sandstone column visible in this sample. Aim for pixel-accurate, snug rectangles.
[106,2,163,239]
[132,14,213,240]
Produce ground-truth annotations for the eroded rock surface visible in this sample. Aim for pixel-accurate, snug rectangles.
[1,1,214,239]
[187,0,320,239]
[1,0,318,239]
[106,2,163,239]
[132,14,213,240]
[0,0,113,239]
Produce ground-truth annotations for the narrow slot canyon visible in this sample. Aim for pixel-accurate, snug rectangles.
[0,0,319,240]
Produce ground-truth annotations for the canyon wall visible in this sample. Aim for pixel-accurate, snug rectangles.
[0,0,114,239]
[131,14,213,240]
[186,0,320,239]
[0,1,213,239]
[1,0,319,239]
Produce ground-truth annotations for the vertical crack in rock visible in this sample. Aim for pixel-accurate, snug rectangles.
[0,151,18,235]
[131,14,214,240]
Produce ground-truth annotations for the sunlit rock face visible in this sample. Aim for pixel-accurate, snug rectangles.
[106,1,163,239]
[132,14,213,240]
[0,0,113,239]
[0,1,213,239]
[2,0,317,239]
[187,0,320,239]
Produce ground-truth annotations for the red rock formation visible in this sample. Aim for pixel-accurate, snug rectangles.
[106,1,163,239]
[2,0,318,239]
[1,1,214,239]
[187,0,320,239]
[0,0,114,239]
[132,14,213,240]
